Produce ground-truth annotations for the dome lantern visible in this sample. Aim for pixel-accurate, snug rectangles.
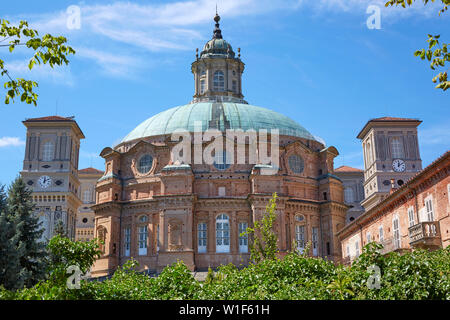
[191,13,246,104]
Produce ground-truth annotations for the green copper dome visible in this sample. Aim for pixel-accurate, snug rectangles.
[200,39,234,58]
[120,102,320,144]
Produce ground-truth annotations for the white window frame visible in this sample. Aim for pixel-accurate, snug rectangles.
[216,214,230,253]
[379,226,384,243]
[197,223,207,253]
[295,225,305,253]
[393,216,401,249]
[138,215,148,256]
[312,227,319,256]
[238,222,248,253]
[200,79,205,94]
[425,196,434,221]
[355,241,360,257]
[407,206,415,227]
[124,227,131,257]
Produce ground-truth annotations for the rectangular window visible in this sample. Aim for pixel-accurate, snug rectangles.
[393,218,400,249]
[156,224,160,252]
[408,207,415,227]
[379,226,384,243]
[326,242,331,256]
[232,80,237,93]
[239,222,248,253]
[391,137,404,159]
[312,227,319,256]
[124,227,131,257]
[200,79,205,94]
[295,225,305,253]
[366,232,371,244]
[346,245,350,258]
[138,226,147,256]
[197,223,207,253]
[425,197,434,221]
[218,187,226,197]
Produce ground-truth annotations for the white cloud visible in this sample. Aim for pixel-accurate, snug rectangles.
[0,137,25,148]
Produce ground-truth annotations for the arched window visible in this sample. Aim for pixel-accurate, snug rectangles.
[390,137,404,159]
[138,215,148,255]
[216,214,230,253]
[295,225,305,253]
[213,70,225,92]
[289,154,304,174]
[365,142,373,165]
[97,226,106,254]
[42,141,54,161]
[344,187,354,203]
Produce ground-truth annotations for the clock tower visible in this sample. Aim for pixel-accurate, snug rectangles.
[357,117,422,211]
[21,116,85,241]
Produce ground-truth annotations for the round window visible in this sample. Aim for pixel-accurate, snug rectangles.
[137,154,153,174]
[289,154,304,174]
[295,215,305,222]
[82,218,88,223]
[213,151,231,171]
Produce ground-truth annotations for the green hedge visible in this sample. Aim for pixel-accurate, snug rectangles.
[1,242,449,300]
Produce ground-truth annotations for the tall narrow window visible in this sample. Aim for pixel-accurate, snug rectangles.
[198,223,207,253]
[239,222,248,253]
[346,245,350,258]
[379,226,384,243]
[393,216,400,249]
[83,189,91,203]
[213,70,225,92]
[216,214,230,253]
[42,141,54,161]
[138,215,148,256]
[425,197,434,221]
[366,232,371,244]
[391,137,404,159]
[232,80,237,93]
[200,79,205,94]
[408,207,415,227]
[156,224,160,252]
[344,187,355,203]
[355,241,360,257]
[295,225,305,253]
[124,227,131,256]
[312,227,319,256]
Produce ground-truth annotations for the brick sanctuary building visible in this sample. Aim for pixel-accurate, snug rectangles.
[91,14,349,276]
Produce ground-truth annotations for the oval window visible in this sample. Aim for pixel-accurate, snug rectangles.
[137,154,153,174]
[289,154,304,174]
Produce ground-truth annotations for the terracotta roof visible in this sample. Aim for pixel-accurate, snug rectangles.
[24,115,75,122]
[370,117,420,122]
[335,165,363,173]
[357,117,422,139]
[78,167,104,174]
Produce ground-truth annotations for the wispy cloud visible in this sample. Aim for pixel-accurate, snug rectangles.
[6,0,445,81]
[0,137,25,148]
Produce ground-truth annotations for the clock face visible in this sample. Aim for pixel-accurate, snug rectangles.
[392,159,406,172]
[38,175,52,189]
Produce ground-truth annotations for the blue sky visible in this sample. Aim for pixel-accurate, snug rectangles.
[0,0,449,187]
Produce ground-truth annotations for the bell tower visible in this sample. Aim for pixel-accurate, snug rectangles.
[21,116,85,241]
[191,13,246,103]
[357,117,422,211]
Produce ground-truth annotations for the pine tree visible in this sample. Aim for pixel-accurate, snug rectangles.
[7,177,47,287]
[0,185,25,290]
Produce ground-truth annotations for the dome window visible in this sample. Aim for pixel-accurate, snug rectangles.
[137,154,153,174]
[289,154,304,174]
[213,70,225,92]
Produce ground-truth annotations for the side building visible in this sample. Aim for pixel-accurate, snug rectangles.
[76,167,104,242]
[338,150,450,263]
[21,116,84,241]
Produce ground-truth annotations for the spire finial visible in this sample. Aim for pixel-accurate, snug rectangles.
[213,6,222,39]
